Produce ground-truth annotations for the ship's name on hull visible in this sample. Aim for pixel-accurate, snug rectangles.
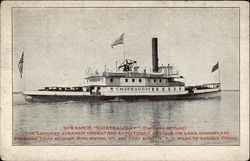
[113,87,181,91]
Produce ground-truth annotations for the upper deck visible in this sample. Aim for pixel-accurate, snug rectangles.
[84,64,185,87]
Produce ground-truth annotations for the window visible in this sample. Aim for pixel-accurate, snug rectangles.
[159,79,162,83]
[110,78,113,82]
[174,87,176,91]
[168,87,170,91]
[125,79,128,82]
[139,79,142,82]
[132,79,135,82]
[152,88,154,91]
[154,79,156,83]
[162,88,164,91]
[110,87,113,91]
[156,88,158,91]
[179,87,182,91]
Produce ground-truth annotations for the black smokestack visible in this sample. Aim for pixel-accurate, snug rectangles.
[152,38,158,72]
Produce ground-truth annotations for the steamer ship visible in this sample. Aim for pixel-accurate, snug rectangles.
[23,37,221,102]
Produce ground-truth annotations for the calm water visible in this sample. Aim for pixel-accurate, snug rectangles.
[13,91,239,146]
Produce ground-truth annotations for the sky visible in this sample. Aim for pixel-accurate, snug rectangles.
[13,7,239,91]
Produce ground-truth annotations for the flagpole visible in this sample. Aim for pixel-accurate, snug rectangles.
[23,52,25,93]
[116,61,118,72]
[218,62,220,84]
[123,34,125,61]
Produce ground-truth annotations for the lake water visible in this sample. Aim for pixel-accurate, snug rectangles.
[13,91,239,146]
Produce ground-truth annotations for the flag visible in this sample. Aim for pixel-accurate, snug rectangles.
[111,33,124,48]
[211,62,219,72]
[18,52,24,78]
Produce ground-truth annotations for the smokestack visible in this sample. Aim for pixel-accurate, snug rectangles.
[152,38,158,72]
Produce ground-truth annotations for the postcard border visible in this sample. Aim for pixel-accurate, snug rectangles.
[11,6,241,147]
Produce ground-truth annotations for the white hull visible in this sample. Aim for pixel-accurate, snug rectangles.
[24,88,220,97]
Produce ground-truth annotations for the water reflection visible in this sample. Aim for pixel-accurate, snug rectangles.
[150,101,161,145]
[12,93,241,146]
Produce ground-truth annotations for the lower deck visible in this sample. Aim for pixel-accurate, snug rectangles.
[24,90,221,102]
[23,84,221,102]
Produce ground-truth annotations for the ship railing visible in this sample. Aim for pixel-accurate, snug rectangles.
[102,71,184,79]
[39,86,83,92]
[103,72,147,77]
[185,83,220,90]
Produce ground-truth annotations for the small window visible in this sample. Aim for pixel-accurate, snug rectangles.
[154,79,156,83]
[159,79,162,83]
[110,87,113,91]
[168,87,170,91]
[174,87,176,91]
[110,78,113,82]
[125,79,128,82]
[139,79,142,82]
[166,79,168,83]
[179,87,182,90]
[156,88,158,91]
[162,88,164,91]
[152,88,154,91]
[132,79,135,82]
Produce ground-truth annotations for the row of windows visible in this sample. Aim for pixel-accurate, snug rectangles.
[109,78,175,83]
[110,78,142,83]
[87,78,176,83]
[150,79,174,83]
[87,78,104,83]
[125,78,142,83]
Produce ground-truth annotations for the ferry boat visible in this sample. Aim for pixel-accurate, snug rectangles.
[23,38,221,102]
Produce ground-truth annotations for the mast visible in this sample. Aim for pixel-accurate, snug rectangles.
[116,61,118,72]
[23,52,25,92]
[218,62,220,84]
[123,34,125,61]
